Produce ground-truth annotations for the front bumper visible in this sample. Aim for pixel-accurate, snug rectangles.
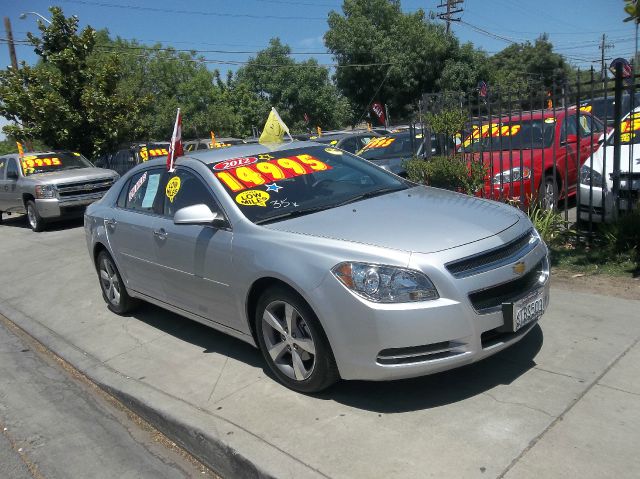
[310,234,549,381]
[36,192,107,219]
[578,183,639,222]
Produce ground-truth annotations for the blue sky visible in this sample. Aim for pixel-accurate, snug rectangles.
[0,0,636,138]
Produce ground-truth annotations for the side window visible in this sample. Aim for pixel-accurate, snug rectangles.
[561,116,578,142]
[197,142,209,150]
[0,158,6,179]
[6,158,19,179]
[162,168,221,218]
[340,137,357,153]
[123,169,164,212]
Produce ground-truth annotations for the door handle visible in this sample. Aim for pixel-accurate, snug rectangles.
[105,218,117,228]
[153,228,167,240]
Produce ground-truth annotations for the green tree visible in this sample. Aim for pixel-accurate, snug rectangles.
[0,7,150,157]
[233,38,351,132]
[96,35,241,140]
[438,43,491,93]
[325,0,456,120]
[487,36,572,99]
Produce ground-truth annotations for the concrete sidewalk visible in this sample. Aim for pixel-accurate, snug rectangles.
[1,216,639,478]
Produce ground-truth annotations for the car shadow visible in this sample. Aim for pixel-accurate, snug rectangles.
[318,325,544,413]
[126,300,543,411]
[0,213,84,231]
[127,302,264,369]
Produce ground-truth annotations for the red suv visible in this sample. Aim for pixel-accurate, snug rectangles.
[459,109,605,208]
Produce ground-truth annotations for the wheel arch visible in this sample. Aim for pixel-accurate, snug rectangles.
[245,276,315,346]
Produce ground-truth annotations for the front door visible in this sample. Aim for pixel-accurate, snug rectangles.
[0,158,23,213]
[153,167,238,330]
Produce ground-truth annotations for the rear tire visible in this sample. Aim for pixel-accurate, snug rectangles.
[538,175,558,211]
[97,250,137,314]
[26,200,45,232]
[255,286,339,393]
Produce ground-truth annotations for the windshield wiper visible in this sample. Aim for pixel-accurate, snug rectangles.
[255,205,335,225]
[333,186,407,207]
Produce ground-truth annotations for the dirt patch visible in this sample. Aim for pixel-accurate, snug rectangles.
[551,269,640,301]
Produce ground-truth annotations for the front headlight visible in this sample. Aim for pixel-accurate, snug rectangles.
[35,184,57,199]
[579,164,606,190]
[492,167,531,184]
[331,262,439,303]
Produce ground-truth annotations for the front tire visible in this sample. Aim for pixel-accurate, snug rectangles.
[255,286,339,393]
[538,175,558,211]
[97,250,136,314]
[26,200,45,232]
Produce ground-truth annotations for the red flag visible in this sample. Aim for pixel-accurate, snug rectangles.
[167,109,184,172]
[371,102,386,126]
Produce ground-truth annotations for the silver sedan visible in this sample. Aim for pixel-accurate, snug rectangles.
[84,142,550,393]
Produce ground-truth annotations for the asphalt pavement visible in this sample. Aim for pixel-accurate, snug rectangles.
[0,309,216,479]
[0,213,639,478]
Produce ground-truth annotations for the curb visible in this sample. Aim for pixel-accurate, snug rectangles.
[0,300,325,479]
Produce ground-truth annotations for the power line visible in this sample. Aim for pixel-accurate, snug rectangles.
[1,38,394,69]
[56,0,326,21]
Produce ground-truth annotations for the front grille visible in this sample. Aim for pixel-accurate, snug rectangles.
[468,258,545,313]
[377,341,464,365]
[481,322,536,349]
[57,178,115,198]
[446,229,536,278]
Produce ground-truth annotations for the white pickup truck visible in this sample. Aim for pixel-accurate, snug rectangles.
[0,151,119,231]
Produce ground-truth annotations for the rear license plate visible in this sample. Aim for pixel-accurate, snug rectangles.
[502,289,545,333]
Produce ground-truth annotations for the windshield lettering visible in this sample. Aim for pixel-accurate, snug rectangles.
[215,155,332,192]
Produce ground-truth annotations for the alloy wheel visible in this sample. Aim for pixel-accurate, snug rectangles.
[27,204,37,229]
[261,300,316,381]
[99,257,121,306]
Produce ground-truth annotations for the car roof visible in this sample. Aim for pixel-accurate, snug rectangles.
[180,141,325,165]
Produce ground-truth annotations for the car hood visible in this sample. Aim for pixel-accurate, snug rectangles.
[589,145,640,176]
[26,167,117,185]
[265,186,522,254]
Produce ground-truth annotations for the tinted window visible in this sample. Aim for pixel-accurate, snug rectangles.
[0,157,6,179]
[211,146,407,224]
[124,169,164,212]
[163,168,220,217]
[358,135,416,159]
[561,116,578,142]
[339,137,357,153]
[6,158,19,178]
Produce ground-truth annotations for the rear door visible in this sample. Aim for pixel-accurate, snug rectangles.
[153,167,238,330]
[106,167,166,298]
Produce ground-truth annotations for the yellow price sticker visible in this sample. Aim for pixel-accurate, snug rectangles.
[166,176,181,203]
[235,190,270,207]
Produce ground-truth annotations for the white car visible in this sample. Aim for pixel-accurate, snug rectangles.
[579,107,640,222]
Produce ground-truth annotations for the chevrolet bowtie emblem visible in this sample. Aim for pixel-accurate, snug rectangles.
[513,262,526,275]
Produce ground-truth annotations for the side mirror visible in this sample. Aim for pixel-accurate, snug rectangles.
[7,170,18,180]
[173,204,226,227]
[564,134,578,144]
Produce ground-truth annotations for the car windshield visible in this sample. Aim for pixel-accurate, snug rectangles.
[211,145,408,224]
[459,119,555,152]
[356,135,418,159]
[608,110,640,146]
[20,152,93,176]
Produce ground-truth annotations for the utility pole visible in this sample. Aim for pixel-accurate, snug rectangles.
[3,17,18,69]
[599,33,614,86]
[437,0,463,34]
